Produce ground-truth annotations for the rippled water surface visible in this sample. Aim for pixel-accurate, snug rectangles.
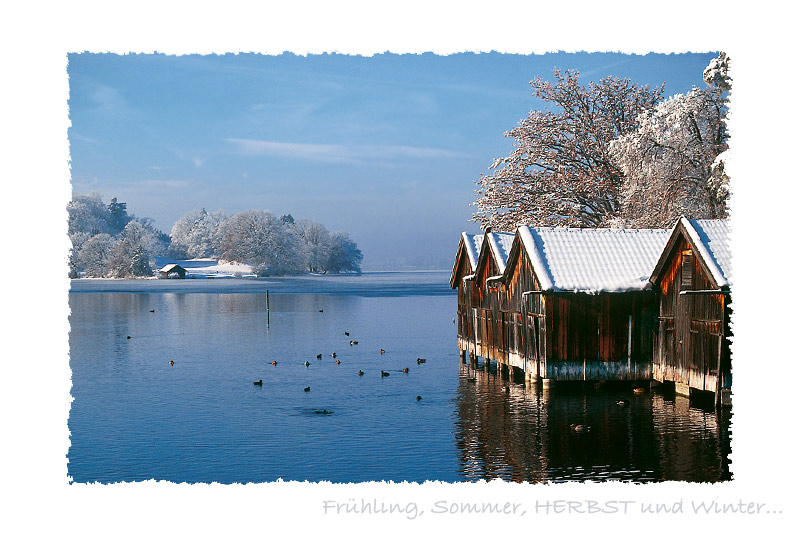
[68,272,731,483]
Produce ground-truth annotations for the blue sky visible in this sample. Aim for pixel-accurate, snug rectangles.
[68,52,718,269]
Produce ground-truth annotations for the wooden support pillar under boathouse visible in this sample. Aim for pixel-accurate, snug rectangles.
[266,290,269,327]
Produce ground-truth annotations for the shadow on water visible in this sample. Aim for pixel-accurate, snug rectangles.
[453,359,732,483]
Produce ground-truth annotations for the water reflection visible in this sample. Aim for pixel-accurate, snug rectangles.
[453,359,732,483]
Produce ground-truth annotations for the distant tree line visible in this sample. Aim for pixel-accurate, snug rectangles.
[68,195,362,278]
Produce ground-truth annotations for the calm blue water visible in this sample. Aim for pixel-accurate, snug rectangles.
[68,271,731,483]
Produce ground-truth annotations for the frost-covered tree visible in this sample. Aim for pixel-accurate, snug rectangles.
[76,233,116,277]
[473,70,664,230]
[609,53,730,228]
[289,218,332,273]
[325,232,362,273]
[108,220,154,277]
[168,208,228,259]
[68,193,116,236]
[107,197,132,234]
[219,210,304,276]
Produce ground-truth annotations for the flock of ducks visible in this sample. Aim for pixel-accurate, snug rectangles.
[243,329,429,398]
[142,307,645,424]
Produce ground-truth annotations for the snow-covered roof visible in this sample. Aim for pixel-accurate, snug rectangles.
[681,217,731,288]
[517,226,671,294]
[159,263,184,272]
[462,232,484,271]
[486,232,515,272]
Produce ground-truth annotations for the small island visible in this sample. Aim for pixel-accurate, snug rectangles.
[68,196,362,278]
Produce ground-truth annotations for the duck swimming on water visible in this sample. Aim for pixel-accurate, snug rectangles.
[381,371,390,377]
[271,361,278,366]
[570,424,591,433]
[416,358,426,364]
[169,360,174,366]
[304,386,311,392]
[253,380,262,386]
[358,370,364,376]
[305,361,310,367]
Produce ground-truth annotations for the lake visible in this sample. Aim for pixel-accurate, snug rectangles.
[68,271,731,483]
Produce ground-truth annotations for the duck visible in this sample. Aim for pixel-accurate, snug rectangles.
[316,354,323,359]
[401,368,409,373]
[633,387,645,394]
[149,309,155,313]
[253,379,263,386]
[319,309,323,313]
[616,399,630,406]
[345,332,350,336]
[416,396,422,401]
[314,409,333,415]
[336,360,341,365]
[169,360,174,366]
[304,386,311,392]
[126,335,131,339]
[350,341,358,346]
[570,424,591,433]
[416,358,426,364]
[380,349,385,354]
[304,361,310,367]
[381,371,390,377]
[358,370,364,376]
[332,352,337,358]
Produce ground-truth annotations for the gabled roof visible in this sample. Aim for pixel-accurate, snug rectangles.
[651,217,731,289]
[475,230,515,281]
[449,232,483,288]
[514,226,671,294]
[462,232,483,271]
[159,263,185,272]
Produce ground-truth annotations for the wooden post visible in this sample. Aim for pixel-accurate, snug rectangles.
[266,290,270,327]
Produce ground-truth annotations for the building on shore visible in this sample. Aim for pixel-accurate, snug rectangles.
[158,263,187,279]
[649,217,731,405]
[451,219,731,405]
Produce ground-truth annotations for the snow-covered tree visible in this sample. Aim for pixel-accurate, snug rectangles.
[107,197,132,234]
[108,220,154,277]
[76,233,116,277]
[68,193,116,236]
[609,53,730,228]
[288,218,332,273]
[325,232,362,273]
[168,208,228,259]
[219,210,304,276]
[473,70,664,230]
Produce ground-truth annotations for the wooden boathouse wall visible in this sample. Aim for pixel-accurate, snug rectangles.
[651,235,731,398]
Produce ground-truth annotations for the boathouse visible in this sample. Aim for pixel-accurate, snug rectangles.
[451,230,514,361]
[454,226,670,384]
[158,263,187,279]
[649,217,731,404]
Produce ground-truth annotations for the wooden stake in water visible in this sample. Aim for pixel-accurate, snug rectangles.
[266,290,269,327]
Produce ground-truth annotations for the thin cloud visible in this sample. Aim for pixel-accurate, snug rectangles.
[225,138,463,164]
